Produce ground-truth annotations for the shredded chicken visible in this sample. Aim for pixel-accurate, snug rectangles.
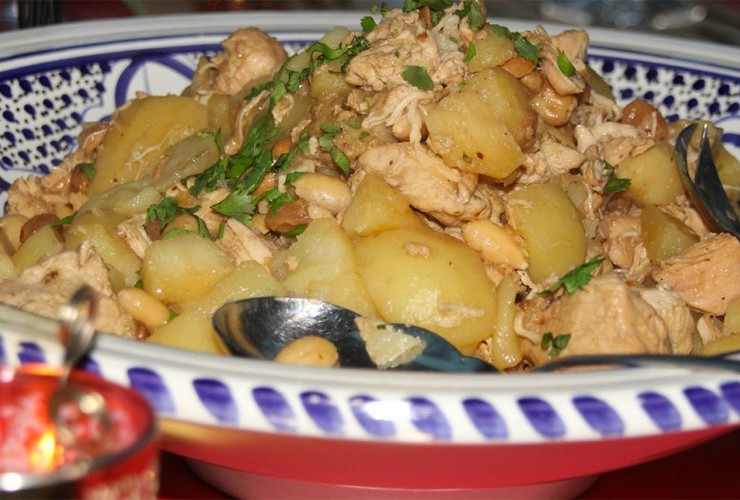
[355,143,490,225]
[192,28,287,96]
[652,233,740,316]
[0,243,137,337]
[519,274,671,366]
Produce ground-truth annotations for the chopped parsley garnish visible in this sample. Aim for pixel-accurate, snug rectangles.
[513,34,542,64]
[76,162,96,180]
[403,0,453,26]
[465,42,477,62]
[603,162,631,194]
[541,332,571,357]
[146,197,199,227]
[361,15,377,32]
[371,3,389,15]
[489,23,512,39]
[557,50,576,77]
[488,24,542,64]
[281,224,308,237]
[187,35,369,227]
[543,256,604,295]
[147,197,210,239]
[402,65,434,90]
[318,122,351,174]
[454,0,486,31]
[53,214,75,226]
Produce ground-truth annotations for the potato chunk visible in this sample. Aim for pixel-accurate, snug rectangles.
[270,218,377,318]
[616,142,685,206]
[64,211,141,290]
[142,233,234,306]
[12,224,63,272]
[90,96,209,195]
[148,260,285,354]
[355,227,497,354]
[341,173,425,237]
[641,205,699,262]
[506,183,586,284]
[426,68,534,179]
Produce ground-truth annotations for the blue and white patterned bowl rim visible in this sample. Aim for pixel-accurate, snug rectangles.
[0,13,739,445]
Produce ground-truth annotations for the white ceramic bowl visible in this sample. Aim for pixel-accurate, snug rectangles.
[1,12,739,498]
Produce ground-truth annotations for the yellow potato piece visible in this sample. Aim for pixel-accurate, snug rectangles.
[426,68,533,179]
[12,224,63,272]
[616,142,685,206]
[142,233,234,306]
[64,211,141,290]
[148,260,286,354]
[341,173,425,237]
[641,205,699,263]
[270,218,377,318]
[90,95,208,196]
[355,227,497,354]
[506,183,586,284]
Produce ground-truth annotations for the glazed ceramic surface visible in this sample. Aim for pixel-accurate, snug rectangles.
[0,12,739,493]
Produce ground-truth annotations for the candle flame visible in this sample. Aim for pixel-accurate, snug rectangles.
[28,428,62,473]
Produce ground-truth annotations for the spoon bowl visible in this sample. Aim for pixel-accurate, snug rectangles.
[213,297,495,373]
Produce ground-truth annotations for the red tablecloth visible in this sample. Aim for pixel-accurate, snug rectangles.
[158,428,740,498]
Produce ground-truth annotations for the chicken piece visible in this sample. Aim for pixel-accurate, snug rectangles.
[519,136,585,184]
[660,195,712,239]
[8,123,107,219]
[652,233,740,315]
[0,243,137,338]
[216,218,273,266]
[574,122,654,169]
[533,27,588,96]
[361,85,433,144]
[600,211,643,270]
[117,213,151,259]
[354,143,490,225]
[193,28,287,96]
[518,274,671,366]
[347,10,438,92]
[346,7,466,95]
[636,286,695,354]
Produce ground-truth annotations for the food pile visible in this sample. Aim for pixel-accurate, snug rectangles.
[1,0,738,371]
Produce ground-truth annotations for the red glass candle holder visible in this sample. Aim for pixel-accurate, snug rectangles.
[0,364,159,498]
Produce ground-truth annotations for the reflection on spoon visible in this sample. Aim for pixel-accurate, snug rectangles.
[675,122,740,238]
[212,296,495,373]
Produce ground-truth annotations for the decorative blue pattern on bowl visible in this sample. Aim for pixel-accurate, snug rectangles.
[1,303,740,445]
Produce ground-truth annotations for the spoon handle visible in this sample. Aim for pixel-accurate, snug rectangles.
[57,285,98,383]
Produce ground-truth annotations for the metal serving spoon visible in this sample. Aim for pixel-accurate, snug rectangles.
[213,296,494,372]
[48,286,112,464]
[675,122,740,238]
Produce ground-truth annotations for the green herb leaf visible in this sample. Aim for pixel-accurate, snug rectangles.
[465,42,477,62]
[402,65,434,90]
[489,24,513,40]
[514,34,542,64]
[53,214,75,226]
[541,332,571,356]
[370,4,389,15]
[455,0,485,31]
[76,162,96,180]
[557,50,576,77]
[544,256,604,295]
[361,15,377,32]
[211,188,257,226]
[146,197,198,227]
[281,223,308,237]
[603,162,631,194]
